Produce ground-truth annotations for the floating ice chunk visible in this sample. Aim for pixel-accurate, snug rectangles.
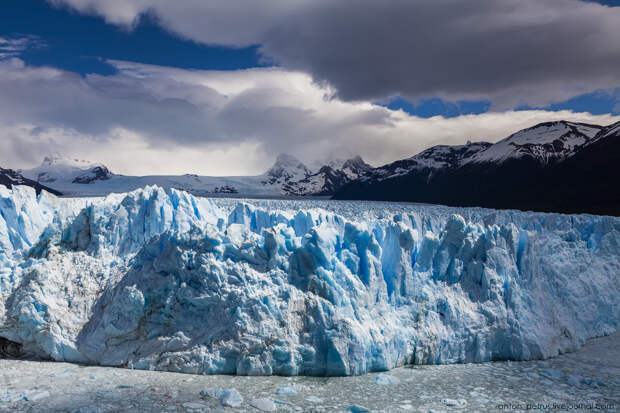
[71,406,108,413]
[306,396,323,403]
[374,373,400,385]
[440,398,467,407]
[200,388,218,398]
[24,390,50,401]
[219,389,244,407]
[347,404,371,412]
[274,399,295,406]
[182,402,208,409]
[276,385,299,396]
[250,398,277,411]
[0,391,25,403]
[201,388,243,407]
[53,369,75,377]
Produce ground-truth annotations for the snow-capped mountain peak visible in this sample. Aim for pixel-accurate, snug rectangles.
[261,153,372,194]
[408,141,492,169]
[312,155,370,170]
[467,120,603,165]
[604,120,620,137]
[39,153,107,169]
[281,155,373,195]
[310,157,346,172]
[585,120,620,147]
[262,153,312,185]
[21,154,113,184]
[340,155,373,178]
[270,153,309,171]
[358,140,491,183]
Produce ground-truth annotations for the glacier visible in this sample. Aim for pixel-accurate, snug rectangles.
[0,185,618,376]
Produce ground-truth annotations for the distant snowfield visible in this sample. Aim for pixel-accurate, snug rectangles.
[0,185,619,376]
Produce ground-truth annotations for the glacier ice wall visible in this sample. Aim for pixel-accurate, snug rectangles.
[0,185,619,376]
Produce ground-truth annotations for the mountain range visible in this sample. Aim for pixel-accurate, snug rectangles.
[9,153,372,198]
[1,119,618,215]
[334,120,620,216]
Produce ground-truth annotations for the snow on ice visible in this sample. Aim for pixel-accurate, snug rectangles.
[0,185,618,376]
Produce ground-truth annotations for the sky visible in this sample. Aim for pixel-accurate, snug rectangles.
[0,0,619,175]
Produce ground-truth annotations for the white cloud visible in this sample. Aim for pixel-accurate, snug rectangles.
[0,59,618,175]
[0,35,46,60]
[47,0,293,45]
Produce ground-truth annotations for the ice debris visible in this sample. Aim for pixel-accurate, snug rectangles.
[275,385,300,396]
[71,406,110,413]
[182,402,208,409]
[0,390,50,402]
[219,389,244,407]
[348,405,371,412]
[440,398,467,407]
[200,387,243,407]
[250,398,277,411]
[24,390,50,402]
[374,373,400,385]
[54,369,75,377]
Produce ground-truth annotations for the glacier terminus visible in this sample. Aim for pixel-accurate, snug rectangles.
[0,185,619,376]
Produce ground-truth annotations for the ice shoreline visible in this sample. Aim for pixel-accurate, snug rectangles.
[1,332,618,412]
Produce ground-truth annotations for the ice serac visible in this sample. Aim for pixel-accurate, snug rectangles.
[0,186,619,375]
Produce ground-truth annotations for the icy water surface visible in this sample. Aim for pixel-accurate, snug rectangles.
[1,333,618,412]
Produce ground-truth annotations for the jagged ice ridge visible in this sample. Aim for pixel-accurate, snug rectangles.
[0,185,618,375]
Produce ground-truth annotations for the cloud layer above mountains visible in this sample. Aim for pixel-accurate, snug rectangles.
[1,57,618,175]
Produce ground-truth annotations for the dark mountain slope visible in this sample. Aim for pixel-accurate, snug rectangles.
[532,121,620,215]
[0,167,62,195]
[334,121,620,216]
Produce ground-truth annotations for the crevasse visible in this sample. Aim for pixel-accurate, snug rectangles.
[0,185,618,376]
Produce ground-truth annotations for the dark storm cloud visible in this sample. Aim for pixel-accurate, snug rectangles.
[51,0,620,107]
[259,0,620,106]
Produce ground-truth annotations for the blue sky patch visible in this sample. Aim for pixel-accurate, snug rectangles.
[517,89,620,116]
[382,97,491,118]
[2,0,265,75]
